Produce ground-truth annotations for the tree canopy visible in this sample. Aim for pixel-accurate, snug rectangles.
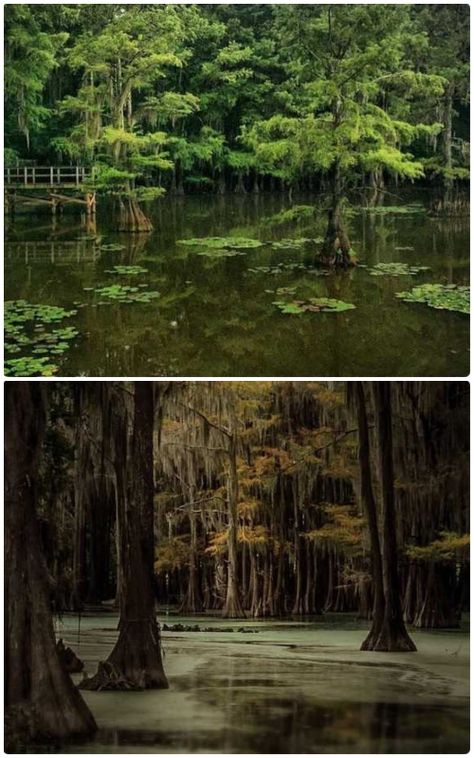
[5,4,470,197]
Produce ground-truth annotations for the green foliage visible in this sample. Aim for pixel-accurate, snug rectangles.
[263,205,317,227]
[3,5,469,197]
[396,283,469,314]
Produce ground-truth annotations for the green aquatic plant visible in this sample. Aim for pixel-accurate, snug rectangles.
[368,263,431,277]
[271,238,322,250]
[5,356,58,377]
[4,300,79,376]
[176,236,264,249]
[93,284,160,303]
[99,243,126,252]
[273,297,356,314]
[104,265,149,275]
[396,283,469,314]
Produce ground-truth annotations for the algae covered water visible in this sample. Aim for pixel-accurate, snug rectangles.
[55,612,469,754]
[5,194,469,377]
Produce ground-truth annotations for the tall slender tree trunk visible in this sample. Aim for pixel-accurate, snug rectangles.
[82,383,168,689]
[353,382,385,650]
[370,383,416,652]
[5,383,96,749]
[223,419,245,618]
[180,499,203,613]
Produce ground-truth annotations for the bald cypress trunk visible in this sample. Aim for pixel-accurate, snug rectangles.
[5,383,96,750]
[223,421,245,618]
[370,383,416,652]
[81,382,168,690]
[353,382,385,650]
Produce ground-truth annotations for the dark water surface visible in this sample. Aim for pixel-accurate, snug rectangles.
[5,193,469,376]
[47,613,469,754]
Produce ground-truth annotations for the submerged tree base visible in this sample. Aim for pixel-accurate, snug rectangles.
[118,198,154,233]
[361,619,417,652]
[80,620,169,691]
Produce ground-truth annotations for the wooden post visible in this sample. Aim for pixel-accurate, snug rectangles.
[24,167,28,185]
[50,166,54,185]
[76,166,80,186]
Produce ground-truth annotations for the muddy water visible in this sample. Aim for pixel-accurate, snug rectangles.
[52,613,469,753]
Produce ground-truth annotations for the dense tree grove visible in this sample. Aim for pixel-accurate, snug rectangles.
[5,5,469,232]
[4,380,470,745]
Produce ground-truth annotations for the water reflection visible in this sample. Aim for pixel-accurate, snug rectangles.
[4,193,470,377]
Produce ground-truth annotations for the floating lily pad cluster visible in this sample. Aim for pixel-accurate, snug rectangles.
[99,243,126,252]
[396,283,469,314]
[177,236,264,249]
[5,300,79,376]
[105,265,149,275]
[368,262,430,277]
[273,297,356,314]
[249,262,327,276]
[92,284,160,304]
[271,237,322,250]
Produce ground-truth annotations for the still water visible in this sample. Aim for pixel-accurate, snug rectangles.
[4,193,469,376]
[53,613,469,753]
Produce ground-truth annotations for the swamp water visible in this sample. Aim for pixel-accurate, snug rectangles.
[4,193,469,377]
[54,612,469,754]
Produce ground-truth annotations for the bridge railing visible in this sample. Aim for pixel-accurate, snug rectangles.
[4,166,92,187]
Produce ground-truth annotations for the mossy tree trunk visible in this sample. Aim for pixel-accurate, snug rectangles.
[5,383,96,750]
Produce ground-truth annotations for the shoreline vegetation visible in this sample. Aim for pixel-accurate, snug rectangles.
[5,4,469,239]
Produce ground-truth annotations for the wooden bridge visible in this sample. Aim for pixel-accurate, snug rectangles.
[4,166,96,215]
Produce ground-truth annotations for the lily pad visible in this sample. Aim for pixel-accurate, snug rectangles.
[4,300,79,376]
[395,283,469,314]
[273,297,356,314]
[177,236,263,249]
[93,284,160,303]
[105,265,149,275]
[99,243,126,252]
[5,356,58,377]
[368,263,430,277]
[271,238,322,250]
